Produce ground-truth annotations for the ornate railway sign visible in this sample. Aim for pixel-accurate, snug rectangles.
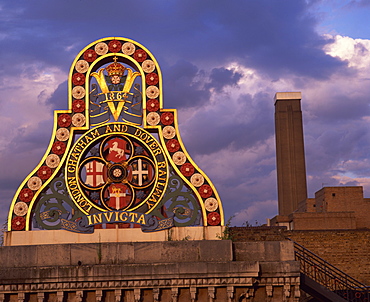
[8,37,223,233]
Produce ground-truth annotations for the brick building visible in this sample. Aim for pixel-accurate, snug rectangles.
[271,92,370,231]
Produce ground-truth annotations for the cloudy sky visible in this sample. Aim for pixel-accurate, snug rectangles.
[1,0,370,227]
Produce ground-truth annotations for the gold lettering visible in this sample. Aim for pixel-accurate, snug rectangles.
[93,213,103,224]
[133,128,157,145]
[147,194,158,205]
[146,200,155,208]
[85,135,93,143]
[157,161,167,169]
[158,169,166,177]
[156,181,166,187]
[79,199,89,208]
[84,204,93,213]
[115,211,120,221]
[104,212,113,222]
[153,148,162,156]
[67,158,78,174]
[90,129,100,139]
[68,177,77,187]
[153,187,163,198]
[121,124,128,133]
[74,192,84,202]
[71,188,80,196]
[67,165,75,173]
[129,212,138,222]
[148,141,158,149]
[71,153,79,161]
[76,140,87,149]
[119,211,128,222]
[113,124,121,132]
[67,178,93,212]
[105,125,113,133]
[142,134,154,144]
[140,133,148,141]
[70,190,79,198]
[87,215,93,225]
[137,214,146,225]
[74,145,83,153]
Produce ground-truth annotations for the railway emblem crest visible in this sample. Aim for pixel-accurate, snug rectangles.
[8,37,224,233]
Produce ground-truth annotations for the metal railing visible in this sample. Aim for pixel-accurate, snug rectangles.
[288,238,370,302]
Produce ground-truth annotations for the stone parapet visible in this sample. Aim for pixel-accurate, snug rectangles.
[0,240,301,301]
[0,241,233,268]
[3,226,224,246]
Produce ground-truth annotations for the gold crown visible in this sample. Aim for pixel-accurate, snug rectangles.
[106,57,125,77]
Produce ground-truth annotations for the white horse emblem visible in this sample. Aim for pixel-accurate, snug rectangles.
[109,141,125,158]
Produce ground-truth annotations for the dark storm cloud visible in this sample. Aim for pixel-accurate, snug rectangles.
[308,93,370,122]
[0,119,54,226]
[162,60,210,109]
[206,68,243,92]
[304,117,370,191]
[166,0,346,79]
[0,0,347,80]
[181,92,274,156]
[163,63,243,109]
[303,90,370,179]
[0,120,53,205]
[3,119,53,155]
[46,80,68,110]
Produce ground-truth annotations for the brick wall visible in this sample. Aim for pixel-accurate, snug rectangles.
[231,227,286,242]
[231,227,370,285]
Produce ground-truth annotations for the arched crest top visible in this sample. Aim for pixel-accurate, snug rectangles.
[7,37,224,237]
[68,37,164,128]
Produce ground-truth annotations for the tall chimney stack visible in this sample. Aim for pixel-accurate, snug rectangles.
[274,92,308,216]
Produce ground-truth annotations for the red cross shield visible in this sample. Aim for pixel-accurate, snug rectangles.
[83,160,105,187]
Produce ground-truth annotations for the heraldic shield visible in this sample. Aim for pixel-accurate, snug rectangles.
[7,37,224,235]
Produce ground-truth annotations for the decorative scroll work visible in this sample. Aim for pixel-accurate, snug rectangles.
[33,175,173,232]
[151,168,201,227]
[33,176,93,233]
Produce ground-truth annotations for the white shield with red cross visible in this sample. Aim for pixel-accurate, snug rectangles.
[83,160,105,187]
